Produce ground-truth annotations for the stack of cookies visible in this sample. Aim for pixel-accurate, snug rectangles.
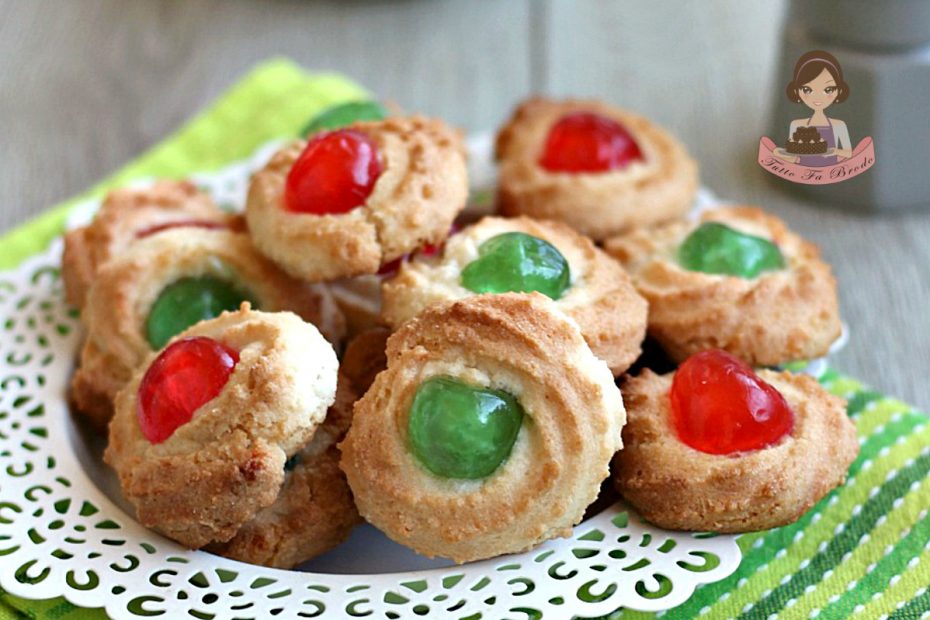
[62,96,858,568]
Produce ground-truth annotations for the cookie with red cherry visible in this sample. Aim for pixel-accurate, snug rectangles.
[208,366,361,568]
[208,325,392,567]
[495,97,698,240]
[246,116,468,282]
[104,307,351,555]
[62,180,242,309]
[71,228,344,431]
[613,350,859,533]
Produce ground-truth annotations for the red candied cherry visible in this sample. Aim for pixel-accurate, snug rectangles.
[284,129,382,215]
[539,112,644,173]
[376,223,462,278]
[138,337,239,444]
[377,256,405,278]
[135,220,228,239]
[419,222,462,258]
[669,349,794,455]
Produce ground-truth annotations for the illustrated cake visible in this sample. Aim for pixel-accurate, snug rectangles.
[786,125,827,155]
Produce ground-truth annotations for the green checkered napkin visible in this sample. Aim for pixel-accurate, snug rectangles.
[1,60,928,620]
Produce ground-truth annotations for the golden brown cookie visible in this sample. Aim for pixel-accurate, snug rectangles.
[612,361,858,532]
[340,326,390,396]
[495,98,698,240]
[381,215,648,375]
[246,116,468,282]
[71,228,344,431]
[62,180,241,309]
[208,369,361,568]
[340,293,625,563]
[202,325,389,567]
[105,307,340,549]
[604,206,842,365]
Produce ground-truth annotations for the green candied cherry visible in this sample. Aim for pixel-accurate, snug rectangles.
[677,222,786,278]
[145,276,257,350]
[407,376,524,479]
[300,101,388,138]
[460,232,571,300]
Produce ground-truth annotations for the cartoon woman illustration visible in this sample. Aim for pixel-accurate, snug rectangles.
[775,50,853,166]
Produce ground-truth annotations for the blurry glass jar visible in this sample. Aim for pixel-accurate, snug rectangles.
[770,0,930,211]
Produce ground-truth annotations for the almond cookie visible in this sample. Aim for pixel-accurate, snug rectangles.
[72,228,344,430]
[381,215,648,375]
[207,328,392,567]
[604,206,842,365]
[246,116,468,282]
[613,350,858,532]
[339,326,391,395]
[208,368,361,568]
[340,293,625,563]
[62,180,241,309]
[207,326,395,567]
[495,97,698,240]
[105,307,339,549]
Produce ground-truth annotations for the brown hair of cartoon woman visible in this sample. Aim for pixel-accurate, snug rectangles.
[785,50,850,104]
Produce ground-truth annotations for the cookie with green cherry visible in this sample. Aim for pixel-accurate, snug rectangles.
[381,215,648,376]
[340,293,625,563]
[604,205,842,365]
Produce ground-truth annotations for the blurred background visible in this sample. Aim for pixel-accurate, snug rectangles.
[1,0,928,408]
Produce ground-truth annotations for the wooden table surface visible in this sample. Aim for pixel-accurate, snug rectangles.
[2,0,928,409]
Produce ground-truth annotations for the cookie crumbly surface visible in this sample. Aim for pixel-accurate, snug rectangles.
[613,367,859,532]
[381,215,648,375]
[340,293,625,563]
[105,307,339,549]
[246,116,468,282]
[62,180,240,309]
[207,326,396,567]
[209,370,361,568]
[495,98,698,240]
[604,206,842,365]
[340,326,391,396]
[72,228,345,430]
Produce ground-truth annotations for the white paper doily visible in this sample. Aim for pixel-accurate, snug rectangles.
[0,134,752,619]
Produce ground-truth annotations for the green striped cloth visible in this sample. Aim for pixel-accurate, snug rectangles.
[2,60,928,620]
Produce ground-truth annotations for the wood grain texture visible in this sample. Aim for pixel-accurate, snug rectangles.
[1,0,928,408]
[0,0,533,229]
